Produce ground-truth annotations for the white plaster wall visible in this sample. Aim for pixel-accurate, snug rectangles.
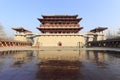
[88,35,94,42]
[14,35,27,42]
[35,35,85,47]
[97,34,105,41]
[86,33,105,42]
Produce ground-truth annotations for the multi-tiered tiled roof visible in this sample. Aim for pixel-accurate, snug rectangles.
[37,15,83,33]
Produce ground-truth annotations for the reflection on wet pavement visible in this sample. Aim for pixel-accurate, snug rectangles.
[36,60,82,80]
[0,50,120,80]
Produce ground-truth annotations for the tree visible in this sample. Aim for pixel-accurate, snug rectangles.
[106,28,120,40]
[0,24,7,40]
[117,29,120,35]
[116,28,120,39]
[106,30,114,39]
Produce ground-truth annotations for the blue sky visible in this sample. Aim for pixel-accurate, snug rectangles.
[0,0,120,36]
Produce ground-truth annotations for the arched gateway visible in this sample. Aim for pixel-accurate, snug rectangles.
[58,42,62,46]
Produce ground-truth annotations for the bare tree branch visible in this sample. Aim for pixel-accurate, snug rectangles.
[0,24,7,40]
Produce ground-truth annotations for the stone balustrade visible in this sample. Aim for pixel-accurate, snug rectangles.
[87,39,120,48]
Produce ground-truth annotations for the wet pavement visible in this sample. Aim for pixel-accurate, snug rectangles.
[0,50,120,80]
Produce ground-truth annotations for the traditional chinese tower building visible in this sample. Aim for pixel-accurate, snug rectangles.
[34,15,85,47]
[12,27,34,42]
[90,27,107,41]
[37,15,83,34]
[85,27,108,42]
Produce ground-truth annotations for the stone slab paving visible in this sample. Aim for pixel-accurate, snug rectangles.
[0,46,120,52]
